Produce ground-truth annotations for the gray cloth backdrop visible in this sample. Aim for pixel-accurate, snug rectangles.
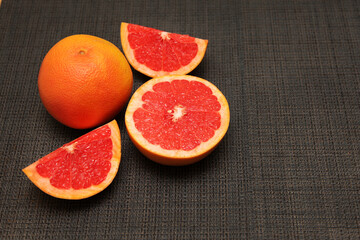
[0,0,359,239]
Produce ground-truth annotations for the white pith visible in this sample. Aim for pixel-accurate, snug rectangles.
[63,144,75,153]
[160,31,170,40]
[168,105,186,122]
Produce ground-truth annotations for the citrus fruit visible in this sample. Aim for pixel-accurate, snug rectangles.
[125,75,230,166]
[22,120,121,200]
[38,34,133,129]
[121,23,208,78]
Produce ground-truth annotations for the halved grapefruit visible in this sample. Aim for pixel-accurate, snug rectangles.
[125,75,230,166]
[23,120,121,200]
[121,23,208,77]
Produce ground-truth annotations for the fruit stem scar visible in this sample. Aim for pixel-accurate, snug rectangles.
[167,105,186,122]
[79,50,86,55]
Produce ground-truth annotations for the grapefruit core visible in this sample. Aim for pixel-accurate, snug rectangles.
[23,120,121,200]
[125,75,230,166]
[121,23,208,77]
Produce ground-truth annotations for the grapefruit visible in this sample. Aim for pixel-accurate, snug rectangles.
[121,23,208,77]
[23,120,121,200]
[125,75,230,166]
[38,34,133,129]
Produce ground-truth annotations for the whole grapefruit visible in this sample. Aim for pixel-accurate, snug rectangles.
[38,34,133,129]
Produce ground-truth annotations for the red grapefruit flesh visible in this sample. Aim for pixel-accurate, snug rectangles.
[121,23,208,77]
[125,75,230,166]
[22,120,121,200]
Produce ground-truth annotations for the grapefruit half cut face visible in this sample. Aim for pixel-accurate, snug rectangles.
[22,120,121,200]
[125,75,230,166]
[121,23,208,78]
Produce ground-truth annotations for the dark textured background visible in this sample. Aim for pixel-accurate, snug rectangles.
[1,0,359,239]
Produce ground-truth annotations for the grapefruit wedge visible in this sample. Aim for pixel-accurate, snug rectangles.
[125,75,230,166]
[121,23,208,77]
[23,120,121,200]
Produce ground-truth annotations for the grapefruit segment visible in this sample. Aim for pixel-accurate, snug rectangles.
[23,120,121,200]
[125,75,230,166]
[121,23,208,77]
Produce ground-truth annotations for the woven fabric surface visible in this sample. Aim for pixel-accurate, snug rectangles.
[0,0,359,239]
